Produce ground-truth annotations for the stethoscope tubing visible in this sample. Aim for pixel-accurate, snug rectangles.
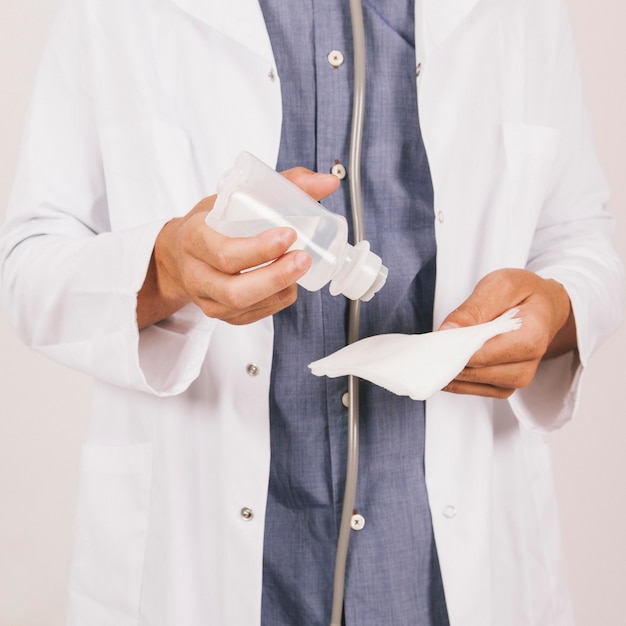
[329,0,367,623]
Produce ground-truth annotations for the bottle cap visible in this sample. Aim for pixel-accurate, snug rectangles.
[329,241,388,301]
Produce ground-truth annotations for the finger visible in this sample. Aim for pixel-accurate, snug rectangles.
[464,326,540,368]
[439,269,534,331]
[442,379,516,400]
[193,248,311,315]
[216,286,300,325]
[193,219,300,275]
[453,358,540,389]
[187,194,217,217]
[464,305,551,368]
[195,283,299,324]
[281,167,341,201]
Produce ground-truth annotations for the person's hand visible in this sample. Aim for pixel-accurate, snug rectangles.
[137,167,340,328]
[438,268,577,398]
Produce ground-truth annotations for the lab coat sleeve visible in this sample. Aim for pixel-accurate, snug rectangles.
[0,0,216,395]
[509,0,624,432]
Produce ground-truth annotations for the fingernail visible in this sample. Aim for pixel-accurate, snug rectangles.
[315,172,340,182]
[294,251,312,271]
[439,322,461,331]
[277,227,297,245]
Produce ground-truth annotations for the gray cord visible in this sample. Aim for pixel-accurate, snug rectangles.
[329,0,366,624]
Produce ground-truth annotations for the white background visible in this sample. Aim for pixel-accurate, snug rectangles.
[0,1,624,624]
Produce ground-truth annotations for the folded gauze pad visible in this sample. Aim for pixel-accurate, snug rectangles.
[308,308,522,401]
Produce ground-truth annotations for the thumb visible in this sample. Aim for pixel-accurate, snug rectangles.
[438,283,506,332]
[438,269,530,331]
[281,167,341,201]
[438,303,486,331]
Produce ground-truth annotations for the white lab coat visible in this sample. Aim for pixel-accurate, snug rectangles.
[1,0,623,624]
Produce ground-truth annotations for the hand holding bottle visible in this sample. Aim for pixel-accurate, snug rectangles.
[208,152,388,301]
[137,166,340,328]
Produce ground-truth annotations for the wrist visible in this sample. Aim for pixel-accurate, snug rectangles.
[544,279,577,359]
[137,219,190,329]
[153,218,189,303]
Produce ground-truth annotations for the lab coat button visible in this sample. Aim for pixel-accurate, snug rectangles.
[437,211,445,224]
[240,507,254,521]
[416,62,422,77]
[350,513,365,531]
[341,392,350,408]
[331,163,347,180]
[443,505,457,519]
[246,363,260,377]
[328,50,345,68]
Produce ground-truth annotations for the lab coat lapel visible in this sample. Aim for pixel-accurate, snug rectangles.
[169,0,275,63]
[417,0,482,56]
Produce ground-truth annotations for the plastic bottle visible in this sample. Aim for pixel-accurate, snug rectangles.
[206,152,388,301]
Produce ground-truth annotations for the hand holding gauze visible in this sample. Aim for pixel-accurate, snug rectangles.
[308,309,522,400]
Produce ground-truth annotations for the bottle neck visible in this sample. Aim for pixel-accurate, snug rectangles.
[329,241,388,301]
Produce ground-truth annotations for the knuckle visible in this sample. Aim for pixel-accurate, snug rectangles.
[495,387,515,399]
[221,283,250,310]
[525,336,549,361]
[213,245,239,275]
[195,298,220,319]
[464,305,485,325]
[467,352,488,368]
[275,267,297,292]
[228,317,250,326]
[179,268,198,297]
[198,298,241,323]
[484,267,523,290]
[180,220,199,254]
[268,256,300,293]
[277,284,298,308]
[283,166,310,181]
[182,262,209,297]
[449,304,483,328]
[516,368,537,389]
[462,364,486,382]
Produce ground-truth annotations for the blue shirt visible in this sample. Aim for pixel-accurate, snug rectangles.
[259,1,449,624]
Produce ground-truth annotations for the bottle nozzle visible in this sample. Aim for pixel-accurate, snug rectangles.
[329,241,388,301]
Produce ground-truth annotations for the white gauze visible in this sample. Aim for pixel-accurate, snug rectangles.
[308,308,522,400]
